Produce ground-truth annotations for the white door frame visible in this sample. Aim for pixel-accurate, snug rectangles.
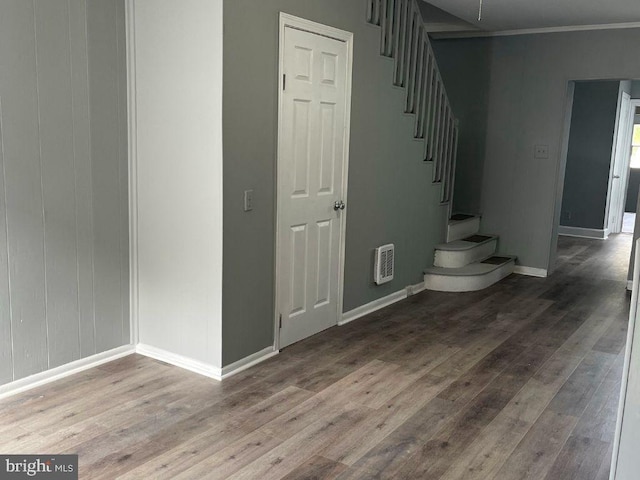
[273,13,354,351]
[606,92,635,234]
[618,99,640,231]
[611,238,640,479]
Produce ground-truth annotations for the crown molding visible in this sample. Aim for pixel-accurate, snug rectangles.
[431,21,640,40]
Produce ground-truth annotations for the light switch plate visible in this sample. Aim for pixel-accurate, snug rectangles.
[534,145,549,159]
[244,190,254,212]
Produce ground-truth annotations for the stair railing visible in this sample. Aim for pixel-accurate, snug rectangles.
[366,0,459,205]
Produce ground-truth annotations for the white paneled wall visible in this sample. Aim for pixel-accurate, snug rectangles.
[0,0,129,386]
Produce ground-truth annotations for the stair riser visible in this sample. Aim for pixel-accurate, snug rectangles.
[447,217,481,242]
[424,261,515,292]
[434,240,497,269]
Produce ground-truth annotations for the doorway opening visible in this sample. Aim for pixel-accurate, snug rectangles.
[553,79,640,284]
[622,119,640,234]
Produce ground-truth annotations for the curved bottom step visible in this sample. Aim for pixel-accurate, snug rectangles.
[424,256,516,292]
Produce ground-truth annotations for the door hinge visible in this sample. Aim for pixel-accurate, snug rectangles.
[283,74,286,91]
[279,314,282,329]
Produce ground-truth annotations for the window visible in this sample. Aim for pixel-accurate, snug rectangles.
[631,124,640,169]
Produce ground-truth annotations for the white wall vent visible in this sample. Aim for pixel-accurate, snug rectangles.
[374,244,395,285]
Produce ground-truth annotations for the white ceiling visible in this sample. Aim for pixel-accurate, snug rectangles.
[424,0,640,33]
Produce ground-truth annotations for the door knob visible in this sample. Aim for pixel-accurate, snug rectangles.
[333,200,346,211]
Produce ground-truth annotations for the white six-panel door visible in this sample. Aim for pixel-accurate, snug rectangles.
[277,23,351,348]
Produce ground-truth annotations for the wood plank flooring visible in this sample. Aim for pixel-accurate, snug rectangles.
[0,234,632,479]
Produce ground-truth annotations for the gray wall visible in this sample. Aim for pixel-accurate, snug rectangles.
[0,0,128,386]
[223,0,448,365]
[626,171,640,213]
[431,37,493,215]
[475,28,640,271]
[632,80,640,99]
[560,81,620,230]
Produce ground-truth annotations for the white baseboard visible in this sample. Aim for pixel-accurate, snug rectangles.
[340,289,407,326]
[136,344,222,381]
[0,342,279,399]
[0,345,136,400]
[221,346,278,380]
[514,266,549,278]
[406,281,426,296]
[137,344,278,381]
[558,225,608,240]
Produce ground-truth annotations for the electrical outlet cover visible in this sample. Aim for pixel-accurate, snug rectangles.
[243,190,254,212]
[534,145,549,159]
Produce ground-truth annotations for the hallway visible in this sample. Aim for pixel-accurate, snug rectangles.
[0,236,632,479]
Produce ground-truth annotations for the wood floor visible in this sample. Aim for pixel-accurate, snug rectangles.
[0,235,632,479]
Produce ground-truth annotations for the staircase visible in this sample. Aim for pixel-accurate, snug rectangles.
[424,215,516,292]
[366,1,516,292]
[366,0,458,205]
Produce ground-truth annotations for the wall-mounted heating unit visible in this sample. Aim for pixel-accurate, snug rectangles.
[374,244,395,285]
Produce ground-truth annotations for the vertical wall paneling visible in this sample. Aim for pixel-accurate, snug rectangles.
[35,0,81,369]
[87,0,125,353]
[0,1,49,380]
[69,0,97,358]
[0,0,128,387]
[0,98,13,384]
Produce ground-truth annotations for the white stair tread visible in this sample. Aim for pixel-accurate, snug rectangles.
[447,214,481,243]
[448,214,481,225]
[435,234,498,252]
[425,255,516,277]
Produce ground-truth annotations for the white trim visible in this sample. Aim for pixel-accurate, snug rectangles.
[608,97,640,235]
[136,344,279,382]
[339,290,407,326]
[125,0,139,345]
[406,281,426,296]
[136,344,222,381]
[605,90,631,234]
[432,21,640,39]
[220,347,278,380]
[611,238,640,479]
[0,345,136,400]
[628,280,633,291]
[514,266,548,278]
[558,225,609,240]
[274,13,354,350]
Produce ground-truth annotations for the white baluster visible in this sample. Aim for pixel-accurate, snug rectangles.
[373,0,381,25]
[380,0,388,54]
[412,29,425,126]
[428,80,441,163]
[440,110,452,196]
